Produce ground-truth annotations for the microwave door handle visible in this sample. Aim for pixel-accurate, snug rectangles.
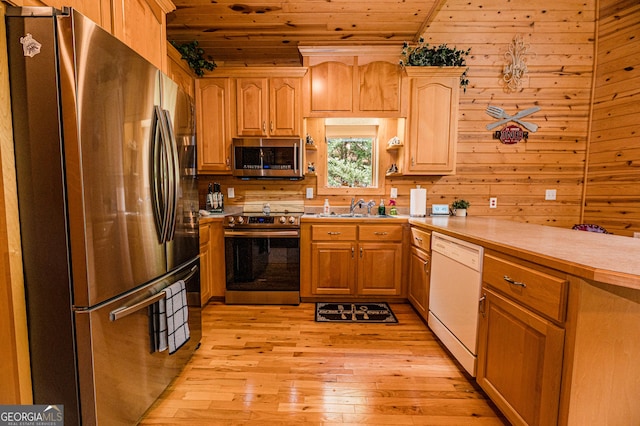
[293,142,298,172]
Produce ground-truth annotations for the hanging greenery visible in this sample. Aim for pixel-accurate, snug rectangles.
[400,38,471,91]
[171,40,216,77]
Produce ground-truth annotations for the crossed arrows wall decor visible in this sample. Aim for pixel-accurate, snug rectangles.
[486,105,540,132]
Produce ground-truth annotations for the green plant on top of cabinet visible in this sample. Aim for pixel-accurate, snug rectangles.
[404,67,463,175]
[236,77,302,137]
[196,78,233,173]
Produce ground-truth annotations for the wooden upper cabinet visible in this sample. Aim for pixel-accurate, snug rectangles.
[358,61,403,114]
[196,78,232,173]
[300,46,405,118]
[308,61,354,113]
[404,67,462,175]
[167,44,195,100]
[42,0,174,71]
[236,76,302,137]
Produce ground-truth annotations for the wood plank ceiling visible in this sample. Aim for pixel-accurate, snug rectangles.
[166,0,445,66]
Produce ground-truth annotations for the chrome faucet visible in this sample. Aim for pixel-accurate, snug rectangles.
[365,200,376,215]
[350,197,366,215]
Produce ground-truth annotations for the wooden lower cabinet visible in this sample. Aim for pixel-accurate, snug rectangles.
[303,222,404,298]
[199,219,226,306]
[311,241,356,295]
[477,287,565,426]
[407,245,430,320]
[199,223,212,306]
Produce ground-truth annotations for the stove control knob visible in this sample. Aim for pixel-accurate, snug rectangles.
[288,216,296,224]
[227,216,235,224]
[279,216,286,224]
[236,216,244,224]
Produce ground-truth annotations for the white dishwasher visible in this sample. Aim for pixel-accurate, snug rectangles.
[428,232,484,376]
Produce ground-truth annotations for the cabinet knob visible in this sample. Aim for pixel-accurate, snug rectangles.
[270,121,274,132]
[262,121,266,132]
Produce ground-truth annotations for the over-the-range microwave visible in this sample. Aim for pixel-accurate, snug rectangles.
[232,137,304,179]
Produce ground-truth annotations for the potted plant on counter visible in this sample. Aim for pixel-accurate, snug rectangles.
[451,199,470,217]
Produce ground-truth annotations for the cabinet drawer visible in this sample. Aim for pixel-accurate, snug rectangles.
[483,253,568,323]
[410,227,431,251]
[311,225,356,241]
[358,224,403,241]
[199,224,210,246]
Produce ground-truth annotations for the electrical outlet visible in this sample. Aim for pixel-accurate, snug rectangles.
[390,187,398,199]
[227,187,235,198]
[306,187,314,199]
[545,189,557,200]
[489,197,497,208]
[634,232,640,239]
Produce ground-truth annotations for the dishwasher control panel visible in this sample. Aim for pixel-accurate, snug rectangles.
[431,232,483,271]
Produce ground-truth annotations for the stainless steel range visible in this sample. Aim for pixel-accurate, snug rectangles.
[224,211,301,304]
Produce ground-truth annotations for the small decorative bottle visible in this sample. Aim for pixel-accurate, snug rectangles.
[378,199,385,215]
[323,198,330,214]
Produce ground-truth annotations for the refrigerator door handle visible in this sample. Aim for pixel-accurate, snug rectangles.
[109,291,165,321]
[150,105,169,243]
[162,109,179,241]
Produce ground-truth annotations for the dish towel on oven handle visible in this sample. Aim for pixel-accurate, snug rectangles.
[152,279,190,354]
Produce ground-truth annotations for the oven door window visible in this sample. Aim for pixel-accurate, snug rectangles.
[225,235,300,291]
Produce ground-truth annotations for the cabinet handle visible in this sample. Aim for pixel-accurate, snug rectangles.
[327,231,341,235]
[423,259,430,273]
[360,247,363,258]
[262,121,266,132]
[226,157,230,166]
[503,275,526,288]
[414,236,423,243]
[479,294,486,318]
[270,121,274,132]
[374,231,388,236]
[351,246,355,258]
[411,156,415,166]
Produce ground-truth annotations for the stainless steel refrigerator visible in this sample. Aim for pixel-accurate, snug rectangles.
[6,7,201,425]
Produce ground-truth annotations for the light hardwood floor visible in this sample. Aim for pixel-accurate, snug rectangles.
[140,302,508,425]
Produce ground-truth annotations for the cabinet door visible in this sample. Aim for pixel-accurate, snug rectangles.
[405,72,460,175]
[209,221,226,298]
[309,61,353,112]
[236,77,269,136]
[196,78,232,173]
[477,288,564,426]
[408,246,430,320]
[358,61,402,114]
[311,242,356,295]
[199,224,212,306]
[357,242,403,296]
[269,77,301,136]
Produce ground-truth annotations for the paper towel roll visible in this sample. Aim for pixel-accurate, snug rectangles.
[410,187,427,217]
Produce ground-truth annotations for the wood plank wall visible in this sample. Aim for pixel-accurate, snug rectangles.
[200,0,597,230]
[582,0,640,237]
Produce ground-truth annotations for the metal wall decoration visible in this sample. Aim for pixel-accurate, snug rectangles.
[503,35,531,92]
[486,105,540,132]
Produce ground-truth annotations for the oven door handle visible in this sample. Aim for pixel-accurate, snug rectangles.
[224,230,299,238]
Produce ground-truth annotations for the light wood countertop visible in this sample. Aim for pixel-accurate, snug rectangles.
[409,217,640,291]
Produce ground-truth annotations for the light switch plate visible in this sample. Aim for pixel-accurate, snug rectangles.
[390,187,398,199]
[431,204,449,216]
[228,187,235,198]
[306,187,314,199]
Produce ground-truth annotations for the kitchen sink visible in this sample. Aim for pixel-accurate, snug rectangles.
[311,213,396,219]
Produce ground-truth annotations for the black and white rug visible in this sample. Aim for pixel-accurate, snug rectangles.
[315,302,398,323]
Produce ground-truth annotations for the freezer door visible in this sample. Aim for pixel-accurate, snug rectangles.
[57,10,169,306]
[75,259,202,425]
